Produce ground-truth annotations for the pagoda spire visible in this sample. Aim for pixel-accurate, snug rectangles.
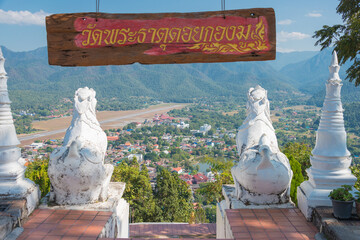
[0,48,7,76]
[297,51,357,220]
[0,47,19,145]
[328,50,340,83]
[0,47,39,214]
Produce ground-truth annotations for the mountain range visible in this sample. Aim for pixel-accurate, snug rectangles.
[1,46,359,111]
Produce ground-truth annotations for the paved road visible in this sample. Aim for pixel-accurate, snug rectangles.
[19,104,181,142]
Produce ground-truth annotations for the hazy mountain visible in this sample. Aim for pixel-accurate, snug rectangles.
[276,47,359,105]
[268,51,318,70]
[306,81,360,106]
[3,45,359,111]
[2,46,297,111]
[280,48,353,93]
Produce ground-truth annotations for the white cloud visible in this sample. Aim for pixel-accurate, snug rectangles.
[278,19,294,25]
[0,9,50,26]
[306,12,322,18]
[277,31,310,42]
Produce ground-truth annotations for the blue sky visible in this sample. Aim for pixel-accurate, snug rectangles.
[0,0,343,52]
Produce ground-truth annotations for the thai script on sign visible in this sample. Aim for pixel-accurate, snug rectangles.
[74,15,270,55]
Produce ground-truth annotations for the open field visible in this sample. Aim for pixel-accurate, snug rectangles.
[222,110,239,116]
[283,105,321,111]
[18,103,188,146]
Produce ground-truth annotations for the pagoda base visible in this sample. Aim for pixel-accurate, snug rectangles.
[0,178,40,216]
[298,178,356,221]
[298,165,357,221]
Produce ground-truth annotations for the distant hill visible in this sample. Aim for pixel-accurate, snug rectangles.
[2,45,359,111]
[306,81,360,106]
[276,47,359,106]
[280,48,353,93]
[268,51,318,70]
[2,46,298,111]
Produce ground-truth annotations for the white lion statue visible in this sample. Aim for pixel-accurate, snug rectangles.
[231,85,292,205]
[48,87,113,205]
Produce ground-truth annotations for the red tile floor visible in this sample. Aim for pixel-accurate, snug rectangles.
[226,208,318,240]
[17,207,318,239]
[18,209,112,240]
[129,223,216,238]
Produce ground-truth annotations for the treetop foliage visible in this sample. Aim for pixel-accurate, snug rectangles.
[201,156,234,174]
[112,162,193,223]
[111,160,156,223]
[25,158,50,198]
[350,164,360,191]
[288,155,304,205]
[154,168,193,222]
[313,0,360,85]
[282,142,312,179]
[196,156,234,204]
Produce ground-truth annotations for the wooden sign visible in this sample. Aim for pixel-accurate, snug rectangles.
[46,8,275,66]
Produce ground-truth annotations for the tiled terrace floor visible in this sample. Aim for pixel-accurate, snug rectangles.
[129,223,216,238]
[226,208,318,240]
[18,209,112,240]
[17,207,319,239]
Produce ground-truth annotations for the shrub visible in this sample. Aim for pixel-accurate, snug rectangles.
[289,155,304,205]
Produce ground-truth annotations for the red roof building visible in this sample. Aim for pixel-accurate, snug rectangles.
[179,174,192,181]
[107,136,119,141]
[193,173,208,184]
[172,167,183,174]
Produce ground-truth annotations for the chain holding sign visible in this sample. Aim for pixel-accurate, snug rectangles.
[46,8,275,66]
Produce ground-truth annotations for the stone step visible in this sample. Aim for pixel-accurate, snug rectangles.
[0,215,13,240]
[313,207,360,240]
[4,227,23,240]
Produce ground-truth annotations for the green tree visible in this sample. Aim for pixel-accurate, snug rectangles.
[45,146,54,153]
[288,155,304,205]
[111,159,156,222]
[202,156,234,174]
[196,157,234,204]
[154,169,192,222]
[124,122,137,130]
[282,142,312,179]
[313,0,360,85]
[197,181,223,205]
[350,164,360,190]
[194,205,207,223]
[173,172,193,222]
[25,158,50,198]
[205,205,217,223]
[144,152,160,161]
[14,115,34,134]
[154,168,181,221]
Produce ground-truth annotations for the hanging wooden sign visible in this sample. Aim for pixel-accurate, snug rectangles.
[46,8,275,66]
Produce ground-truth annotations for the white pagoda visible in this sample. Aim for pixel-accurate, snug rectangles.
[297,51,357,220]
[0,48,39,214]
